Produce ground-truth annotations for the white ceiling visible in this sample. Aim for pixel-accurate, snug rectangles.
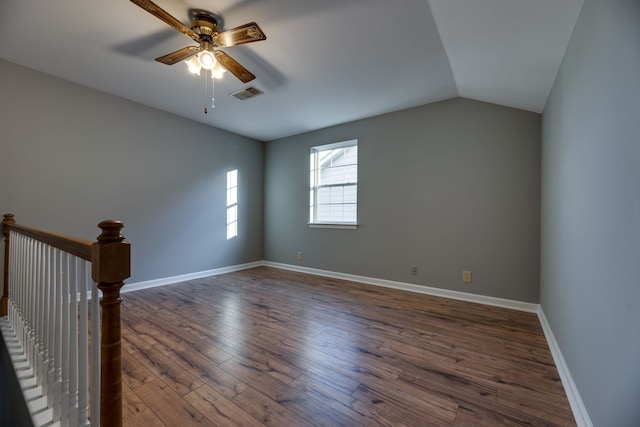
[0,0,583,141]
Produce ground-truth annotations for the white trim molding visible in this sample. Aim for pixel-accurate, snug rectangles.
[122,261,263,294]
[537,308,593,427]
[125,260,538,312]
[263,261,539,313]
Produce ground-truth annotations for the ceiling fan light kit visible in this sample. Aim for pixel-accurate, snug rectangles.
[184,49,226,79]
[197,49,215,69]
[129,0,266,112]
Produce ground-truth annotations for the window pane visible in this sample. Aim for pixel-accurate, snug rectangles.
[317,205,330,221]
[344,147,357,164]
[343,185,357,203]
[310,140,357,224]
[343,204,357,221]
[331,148,345,166]
[329,186,343,203]
[344,165,357,182]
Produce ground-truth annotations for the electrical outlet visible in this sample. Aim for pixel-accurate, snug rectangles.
[410,265,417,275]
[463,270,472,283]
[297,251,303,260]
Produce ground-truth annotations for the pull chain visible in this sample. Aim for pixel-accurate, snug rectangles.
[211,72,215,110]
[203,69,216,114]
[204,69,208,114]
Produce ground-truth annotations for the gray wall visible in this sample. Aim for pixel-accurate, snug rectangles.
[265,98,541,302]
[0,59,264,284]
[540,0,640,425]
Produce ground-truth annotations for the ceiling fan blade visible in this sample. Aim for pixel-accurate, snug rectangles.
[213,22,266,47]
[213,50,256,83]
[155,46,199,65]
[130,0,200,42]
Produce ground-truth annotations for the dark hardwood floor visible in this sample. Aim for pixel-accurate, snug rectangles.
[119,266,575,426]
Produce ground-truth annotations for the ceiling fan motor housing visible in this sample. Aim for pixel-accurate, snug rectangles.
[190,14,220,42]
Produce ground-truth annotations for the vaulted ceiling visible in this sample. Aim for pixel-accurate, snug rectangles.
[0,0,583,141]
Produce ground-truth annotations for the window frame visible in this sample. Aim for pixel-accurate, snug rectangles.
[309,139,358,229]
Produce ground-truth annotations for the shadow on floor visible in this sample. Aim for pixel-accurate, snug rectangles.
[0,331,33,427]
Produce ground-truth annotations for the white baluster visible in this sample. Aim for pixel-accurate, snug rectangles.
[69,256,79,427]
[78,260,90,427]
[31,237,38,370]
[19,235,28,362]
[12,232,23,345]
[90,280,100,427]
[10,230,16,322]
[25,237,34,371]
[61,251,70,425]
[47,245,57,407]
[33,238,40,374]
[53,248,63,422]
[41,244,50,397]
[34,241,44,386]
[7,231,18,336]
[25,237,32,367]
[23,235,30,354]
[31,239,38,379]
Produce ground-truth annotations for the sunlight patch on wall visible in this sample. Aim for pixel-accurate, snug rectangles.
[226,169,238,240]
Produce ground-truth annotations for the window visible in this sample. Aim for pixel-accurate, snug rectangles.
[309,139,358,228]
[226,169,238,239]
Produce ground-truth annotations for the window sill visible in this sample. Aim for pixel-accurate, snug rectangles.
[309,223,358,230]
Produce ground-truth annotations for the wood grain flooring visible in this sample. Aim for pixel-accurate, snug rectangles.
[119,266,575,426]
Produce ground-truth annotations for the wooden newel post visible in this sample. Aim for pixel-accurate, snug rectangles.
[2,213,16,317]
[91,220,130,427]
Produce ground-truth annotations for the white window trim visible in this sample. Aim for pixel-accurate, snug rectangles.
[309,139,358,229]
[309,223,358,230]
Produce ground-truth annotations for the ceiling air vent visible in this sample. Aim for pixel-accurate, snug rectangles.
[230,86,264,101]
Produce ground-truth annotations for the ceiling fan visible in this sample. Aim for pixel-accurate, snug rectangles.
[130,0,266,83]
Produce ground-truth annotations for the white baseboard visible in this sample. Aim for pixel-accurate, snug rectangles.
[125,260,537,312]
[537,308,593,427]
[263,261,540,313]
[122,261,263,293]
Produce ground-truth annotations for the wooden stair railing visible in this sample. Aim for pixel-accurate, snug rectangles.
[1,213,130,427]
